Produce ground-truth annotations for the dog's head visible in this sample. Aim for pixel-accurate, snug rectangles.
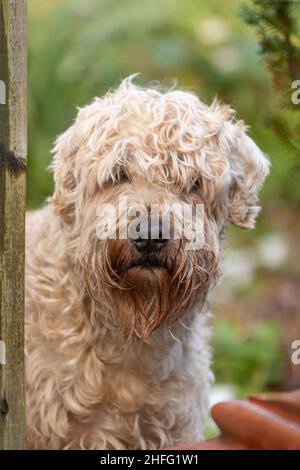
[51,77,269,339]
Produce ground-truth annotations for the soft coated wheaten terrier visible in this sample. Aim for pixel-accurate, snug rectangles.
[25,77,269,449]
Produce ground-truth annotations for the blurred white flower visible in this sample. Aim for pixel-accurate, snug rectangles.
[211,45,241,73]
[209,383,236,407]
[257,233,288,269]
[221,248,255,290]
[196,17,230,45]
[205,384,236,437]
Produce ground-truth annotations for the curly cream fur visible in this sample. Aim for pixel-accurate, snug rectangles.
[25,77,269,449]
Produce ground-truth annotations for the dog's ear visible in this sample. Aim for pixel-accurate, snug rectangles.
[50,104,93,224]
[51,122,81,223]
[221,121,270,229]
[51,99,111,223]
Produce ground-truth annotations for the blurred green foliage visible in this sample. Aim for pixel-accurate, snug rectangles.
[241,0,300,205]
[28,0,300,208]
[213,319,284,396]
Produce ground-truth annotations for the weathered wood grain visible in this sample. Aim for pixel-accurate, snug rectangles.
[0,0,26,449]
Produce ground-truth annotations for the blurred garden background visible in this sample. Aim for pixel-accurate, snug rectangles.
[28,0,300,435]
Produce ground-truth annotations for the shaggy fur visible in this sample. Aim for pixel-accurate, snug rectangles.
[25,77,269,449]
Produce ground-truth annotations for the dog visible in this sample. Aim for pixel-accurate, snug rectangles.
[25,77,269,449]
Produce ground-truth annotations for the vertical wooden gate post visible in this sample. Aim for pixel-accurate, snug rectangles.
[0,0,27,449]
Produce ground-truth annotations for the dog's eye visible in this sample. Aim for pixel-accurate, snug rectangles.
[105,169,129,187]
[114,168,129,184]
[117,169,129,184]
[192,178,202,190]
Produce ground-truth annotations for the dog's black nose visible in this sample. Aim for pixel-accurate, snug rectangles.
[131,237,168,253]
[131,223,169,253]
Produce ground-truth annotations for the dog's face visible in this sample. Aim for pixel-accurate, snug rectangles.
[51,78,269,339]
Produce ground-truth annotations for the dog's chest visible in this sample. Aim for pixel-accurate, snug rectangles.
[105,341,187,410]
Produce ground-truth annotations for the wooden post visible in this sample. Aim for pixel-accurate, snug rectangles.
[0,0,26,449]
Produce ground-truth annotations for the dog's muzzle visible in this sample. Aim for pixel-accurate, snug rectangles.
[128,221,171,270]
[130,221,169,253]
